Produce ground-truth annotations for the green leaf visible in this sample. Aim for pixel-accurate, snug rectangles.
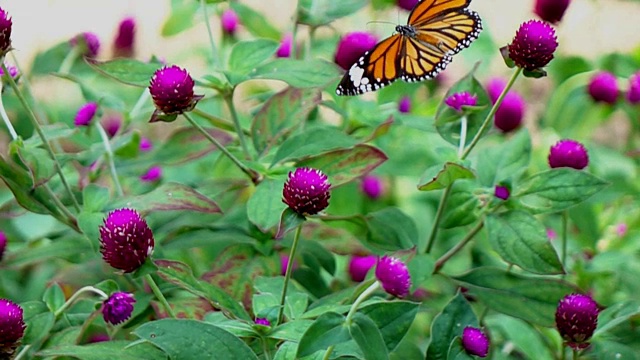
[485,314,555,360]
[486,211,564,274]
[82,184,110,213]
[417,162,475,191]
[86,58,163,87]
[23,312,55,344]
[515,168,609,213]
[271,127,357,166]
[275,207,306,240]
[77,211,103,249]
[476,129,531,186]
[271,320,314,341]
[297,312,351,358]
[247,178,287,232]
[298,0,368,26]
[359,301,420,352]
[250,59,341,88]
[589,339,639,360]
[23,123,77,148]
[426,292,478,360]
[112,182,222,214]
[230,2,281,40]
[349,313,390,360]
[452,267,576,327]
[594,300,640,337]
[10,145,56,187]
[155,126,233,165]
[43,282,66,314]
[228,39,280,76]
[2,237,93,267]
[364,208,418,251]
[296,145,388,188]
[161,2,199,37]
[134,319,259,359]
[37,341,167,360]
[155,259,251,321]
[441,180,480,229]
[446,339,476,360]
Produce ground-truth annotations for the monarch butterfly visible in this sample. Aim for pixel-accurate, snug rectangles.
[336,0,482,96]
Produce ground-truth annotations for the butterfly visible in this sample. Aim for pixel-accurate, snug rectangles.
[336,0,482,96]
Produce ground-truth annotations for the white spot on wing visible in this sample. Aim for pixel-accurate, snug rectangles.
[349,66,365,87]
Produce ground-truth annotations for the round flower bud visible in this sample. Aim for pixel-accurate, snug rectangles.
[462,327,489,357]
[494,185,510,200]
[361,175,383,199]
[139,137,153,152]
[587,72,618,104]
[397,0,419,11]
[486,78,526,133]
[555,293,599,349]
[445,91,477,112]
[507,20,558,71]
[548,139,589,170]
[74,102,99,127]
[280,254,299,276]
[0,298,26,357]
[101,114,121,137]
[334,31,378,70]
[99,208,155,273]
[140,166,162,182]
[149,65,201,115]
[0,231,6,261]
[0,8,12,55]
[627,72,640,104]
[398,96,411,113]
[534,0,571,24]
[282,167,331,216]
[101,292,136,325]
[255,318,270,326]
[0,63,18,80]
[71,32,101,58]
[375,256,411,298]
[221,9,239,35]
[348,255,377,282]
[113,17,136,58]
[276,33,293,58]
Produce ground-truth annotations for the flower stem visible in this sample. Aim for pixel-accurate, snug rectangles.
[223,94,251,159]
[42,185,81,232]
[345,281,379,325]
[54,286,108,318]
[58,46,82,74]
[75,310,101,344]
[277,225,302,325]
[2,62,81,211]
[424,184,453,254]
[129,89,150,121]
[458,115,468,158]
[562,210,568,272]
[192,107,248,134]
[13,345,31,360]
[322,346,335,360]
[95,122,124,197]
[461,67,523,160]
[200,0,220,68]
[0,83,17,139]
[433,221,484,273]
[572,348,578,360]
[145,274,176,318]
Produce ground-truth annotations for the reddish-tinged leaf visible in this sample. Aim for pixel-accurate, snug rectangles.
[151,297,215,320]
[363,116,394,142]
[418,162,476,191]
[115,182,222,214]
[155,127,234,165]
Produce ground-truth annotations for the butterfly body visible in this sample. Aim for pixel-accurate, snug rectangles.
[336,0,482,96]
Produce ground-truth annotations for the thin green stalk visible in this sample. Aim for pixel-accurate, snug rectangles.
[458,115,468,158]
[461,67,523,160]
[223,94,251,159]
[200,0,220,68]
[54,286,108,318]
[345,281,379,325]
[145,274,177,318]
[277,226,302,325]
[322,346,335,360]
[424,184,453,254]
[0,83,17,139]
[192,107,247,134]
[75,311,101,344]
[42,185,81,232]
[572,348,578,360]
[13,345,31,360]
[433,221,484,273]
[58,46,82,74]
[95,122,124,197]
[2,63,81,211]
[290,1,299,59]
[562,210,568,271]
[262,337,272,360]
[129,89,150,121]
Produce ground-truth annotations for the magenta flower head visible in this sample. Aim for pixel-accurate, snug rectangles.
[445,91,477,112]
[486,78,526,133]
[71,32,101,58]
[282,167,331,216]
[534,0,571,24]
[375,256,411,298]
[348,255,377,282]
[139,137,153,152]
[398,96,411,113]
[74,102,99,127]
[548,139,589,170]
[507,20,558,71]
[280,254,299,276]
[102,292,136,325]
[113,17,136,58]
[0,7,12,55]
[587,72,618,104]
[361,175,384,199]
[494,185,510,200]
[0,231,6,261]
[221,9,239,36]
[462,327,489,357]
[140,166,162,182]
[627,72,640,104]
[334,31,378,70]
[0,298,26,357]
[276,33,293,58]
[149,65,203,121]
[101,114,121,137]
[555,293,599,349]
[99,208,155,273]
[0,63,18,81]
[255,318,271,327]
[397,0,419,11]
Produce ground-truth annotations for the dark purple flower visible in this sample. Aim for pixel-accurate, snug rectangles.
[397,0,419,11]
[149,65,202,116]
[548,139,589,170]
[0,8,12,55]
[87,333,110,343]
[462,327,489,357]
[0,231,6,261]
[616,223,627,237]
[348,255,377,282]
[0,63,18,79]
[276,33,293,58]
[555,293,599,349]
[375,256,411,298]
[547,228,557,241]
[255,318,271,326]
[494,185,510,200]
[102,292,136,325]
[74,102,98,127]
[139,137,153,152]
[361,175,383,199]
[445,91,477,112]
[334,31,378,70]
[486,78,526,133]
[71,32,101,58]
[588,72,618,104]
[221,9,239,35]
[282,167,331,216]
[101,114,121,137]
[627,72,640,104]
[398,96,411,113]
[0,298,25,357]
[113,17,136,58]
[280,254,299,276]
[99,208,155,273]
[507,20,558,70]
[534,0,571,24]
[140,166,162,182]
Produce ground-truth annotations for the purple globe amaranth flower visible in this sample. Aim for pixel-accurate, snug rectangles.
[494,185,510,200]
[139,137,153,152]
[462,327,489,357]
[0,63,18,80]
[71,32,101,58]
[0,231,6,261]
[445,91,477,112]
[398,96,411,113]
[74,102,99,127]
[627,72,640,104]
[280,254,299,276]
[140,166,162,182]
[149,65,203,120]
[507,20,558,71]
[276,33,293,58]
[555,293,599,349]
[221,9,239,36]
[99,208,155,273]
[255,318,271,326]
[548,139,589,170]
[486,78,526,133]
[547,228,557,241]
[616,223,627,237]
[0,8,12,55]
[101,114,121,137]
[361,175,383,199]
[102,292,136,325]
[375,256,411,298]
[587,72,618,104]
[113,17,136,58]
[334,31,378,70]
[348,255,377,282]
[282,167,331,216]
[397,0,419,11]
[0,298,26,357]
[534,0,571,24]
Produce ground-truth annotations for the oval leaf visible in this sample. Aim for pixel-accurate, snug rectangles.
[426,292,478,360]
[37,341,167,360]
[349,313,390,360]
[229,39,280,76]
[271,127,357,166]
[250,59,341,88]
[114,182,222,214]
[248,178,287,232]
[364,208,418,251]
[297,311,351,358]
[86,58,163,87]
[418,162,476,191]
